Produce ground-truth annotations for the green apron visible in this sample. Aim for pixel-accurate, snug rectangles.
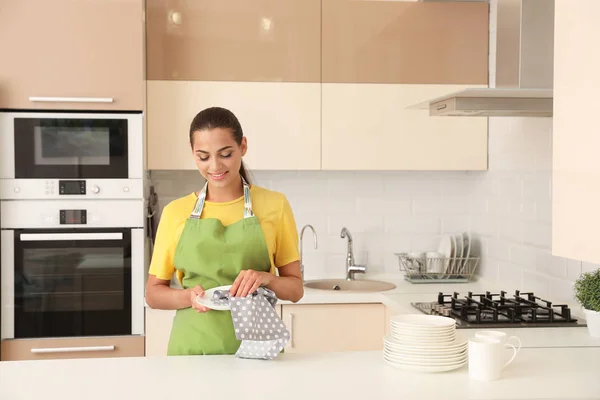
[167,178,272,356]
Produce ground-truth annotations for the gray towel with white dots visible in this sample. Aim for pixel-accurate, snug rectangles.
[212,287,289,360]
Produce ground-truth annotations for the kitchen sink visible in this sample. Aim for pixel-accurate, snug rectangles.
[304,279,396,292]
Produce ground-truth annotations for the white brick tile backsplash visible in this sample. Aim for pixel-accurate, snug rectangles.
[440,177,479,197]
[566,259,582,281]
[384,177,441,197]
[488,197,511,216]
[328,214,384,235]
[384,215,440,234]
[440,216,470,235]
[522,269,551,296]
[521,221,551,248]
[497,218,520,242]
[496,177,522,198]
[469,197,488,214]
[535,201,552,223]
[411,235,444,253]
[498,262,523,286]
[489,240,511,262]
[582,262,600,274]
[510,245,537,268]
[537,251,566,279]
[356,197,411,216]
[548,277,575,304]
[522,176,551,200]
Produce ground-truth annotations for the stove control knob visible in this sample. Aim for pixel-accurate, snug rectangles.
[123,186,130,193]
[90,185,100,194]
[14,187,21,193]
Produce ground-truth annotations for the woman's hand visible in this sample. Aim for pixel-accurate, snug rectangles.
[189,285,210,313]
[230,270,274,298]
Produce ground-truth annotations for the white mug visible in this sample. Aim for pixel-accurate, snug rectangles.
[474,330,522,353]
[468,337,517,381]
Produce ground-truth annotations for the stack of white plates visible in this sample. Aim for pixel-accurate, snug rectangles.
[383,314,467,373]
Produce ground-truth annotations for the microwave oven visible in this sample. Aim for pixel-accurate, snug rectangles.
[0,111,144,200]
[0,199,145,339]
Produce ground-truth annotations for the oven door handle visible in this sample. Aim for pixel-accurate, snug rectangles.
[19,233,123,241]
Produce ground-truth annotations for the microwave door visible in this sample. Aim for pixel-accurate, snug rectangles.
[9,229,139,339]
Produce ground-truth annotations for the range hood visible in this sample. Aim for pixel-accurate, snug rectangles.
[417,0,555,117]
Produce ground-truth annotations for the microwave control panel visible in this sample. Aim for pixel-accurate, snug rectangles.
[59,180,86,195]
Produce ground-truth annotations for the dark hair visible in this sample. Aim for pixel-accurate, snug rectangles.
[189,107,251,184]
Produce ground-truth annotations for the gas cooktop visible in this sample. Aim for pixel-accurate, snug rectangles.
[412,290,587,328]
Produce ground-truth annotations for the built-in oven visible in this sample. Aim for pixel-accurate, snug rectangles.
[0,111,144,200]
[0,200,144,340]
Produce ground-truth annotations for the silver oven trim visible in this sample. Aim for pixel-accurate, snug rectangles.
[20,232,123,241]
[0,111,143,183]
[1,230,15,339]
[131,228,144,335]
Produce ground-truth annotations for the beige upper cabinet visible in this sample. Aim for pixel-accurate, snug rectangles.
[146,81,321,170]
[145,0,321,82]
[322,0,489,84]
[322,84,489,170]
[0,0,144,110]
[552,0,600,263]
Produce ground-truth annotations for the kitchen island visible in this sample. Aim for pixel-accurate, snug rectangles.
[1,347,599,400]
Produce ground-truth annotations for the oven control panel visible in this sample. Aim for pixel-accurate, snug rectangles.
[60,209,87,225]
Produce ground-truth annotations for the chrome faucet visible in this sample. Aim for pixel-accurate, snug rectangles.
[340,227,366,280]
[300,224,318,280]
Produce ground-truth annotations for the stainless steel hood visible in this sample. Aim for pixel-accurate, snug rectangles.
[416,0,555,117]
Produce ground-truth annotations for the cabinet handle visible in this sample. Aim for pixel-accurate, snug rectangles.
[289,313,295,348]
[31,346,115,354]
[29,96,114,103]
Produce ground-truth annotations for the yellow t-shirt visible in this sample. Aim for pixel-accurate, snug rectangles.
[148,185,300,284]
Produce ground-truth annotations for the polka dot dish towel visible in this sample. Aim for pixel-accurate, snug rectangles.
[213,287,290,360]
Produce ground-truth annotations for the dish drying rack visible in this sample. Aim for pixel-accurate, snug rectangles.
[395,252,480,284]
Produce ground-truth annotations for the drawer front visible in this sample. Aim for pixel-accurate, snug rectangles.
[0,336,144,361]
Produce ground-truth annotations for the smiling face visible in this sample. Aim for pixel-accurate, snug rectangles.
[191,127,247,189]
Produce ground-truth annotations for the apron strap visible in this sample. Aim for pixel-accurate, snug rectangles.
[190,177,253,219]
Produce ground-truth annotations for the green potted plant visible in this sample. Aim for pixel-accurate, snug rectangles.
[574,268,600,338]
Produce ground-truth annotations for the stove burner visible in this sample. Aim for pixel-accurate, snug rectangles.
[412,290,581,328]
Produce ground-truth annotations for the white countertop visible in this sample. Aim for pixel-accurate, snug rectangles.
[1,348,599,400]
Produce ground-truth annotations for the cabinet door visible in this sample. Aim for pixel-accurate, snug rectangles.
[322,0,489,84]
[145,308,175,357]
[552,0,600,263]
[322,84,488,170]
[280,303,385,353]
[147,81,321,170]
[146,0,321,82]
[0,0,144,110]
[0,336,144,361]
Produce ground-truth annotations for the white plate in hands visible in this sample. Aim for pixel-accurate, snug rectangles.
[195,285,232,311]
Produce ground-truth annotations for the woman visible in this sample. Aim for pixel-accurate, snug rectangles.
[145,107,304,356]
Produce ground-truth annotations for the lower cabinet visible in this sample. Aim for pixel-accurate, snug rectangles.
[145,307,176,357]
[280,303,386,353]
[144,303,386,356]
[0,335,144,361]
